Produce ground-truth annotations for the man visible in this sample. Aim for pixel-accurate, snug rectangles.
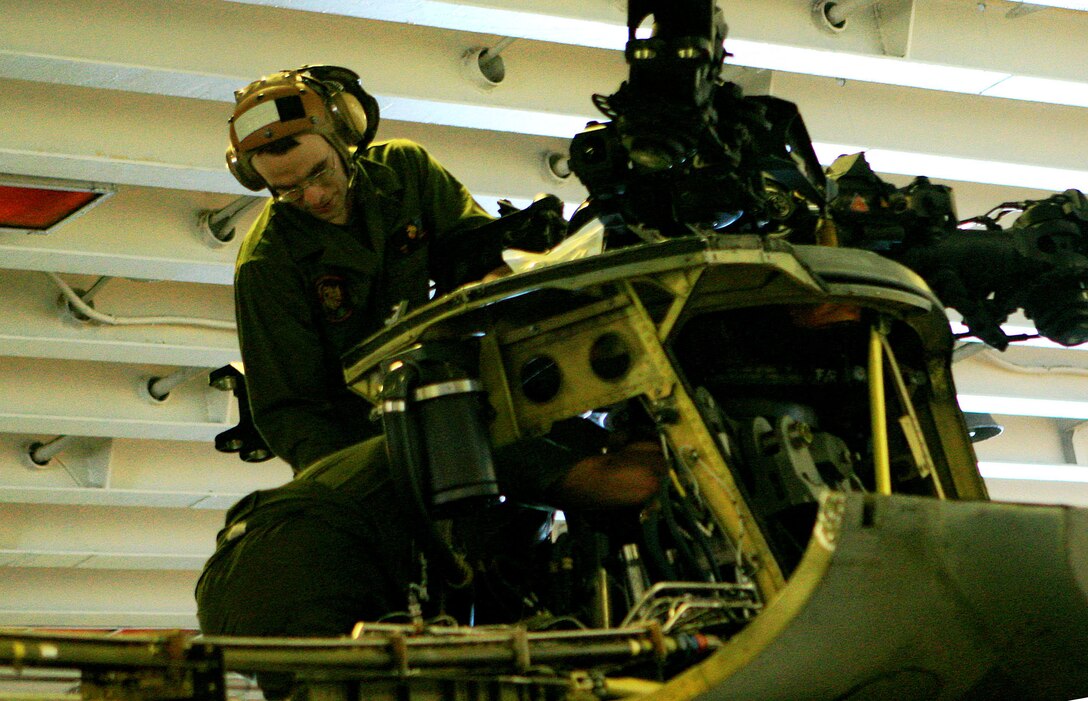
[196,67,666,696]
[226,65,497,472]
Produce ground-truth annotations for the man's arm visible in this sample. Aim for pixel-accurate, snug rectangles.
[390,141,503,291]
[552,440,666,509]
[235,259,377,471]
[410,141,494,237]
[494,420,666,511]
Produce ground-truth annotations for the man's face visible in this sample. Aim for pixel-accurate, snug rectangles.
[252,133,352,225]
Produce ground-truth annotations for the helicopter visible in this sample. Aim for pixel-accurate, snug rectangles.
[3,1,1088,699]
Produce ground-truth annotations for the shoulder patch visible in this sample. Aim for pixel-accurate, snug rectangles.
[391,218,429,255]
[315,275,353,322]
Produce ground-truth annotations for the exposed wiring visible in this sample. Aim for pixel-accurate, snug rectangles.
[47,272,236,331]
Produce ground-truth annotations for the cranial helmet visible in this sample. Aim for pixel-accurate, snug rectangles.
[226,65,381,191]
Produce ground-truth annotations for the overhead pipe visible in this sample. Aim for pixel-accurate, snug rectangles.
[812,0,881,33]
[79,276,112,302]
[142,367,209,403]
[462,37,517,91]
[24,435,113,488]
[197,195,263,247]
[26,435,81,467]
[542,150,572,183]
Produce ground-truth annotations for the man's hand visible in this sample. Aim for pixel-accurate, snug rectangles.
[481,264,514,283]
[553,440,666,509]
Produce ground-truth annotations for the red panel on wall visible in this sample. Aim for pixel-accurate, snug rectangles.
[0,186,101,230]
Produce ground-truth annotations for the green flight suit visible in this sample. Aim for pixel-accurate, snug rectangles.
[194,432,587,699]
[205,139,613,700]
[234,139,495,471]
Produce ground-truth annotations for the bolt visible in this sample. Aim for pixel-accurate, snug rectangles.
[787,421,814,447]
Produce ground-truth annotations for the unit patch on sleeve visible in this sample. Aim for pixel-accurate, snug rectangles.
[315,275,353,323]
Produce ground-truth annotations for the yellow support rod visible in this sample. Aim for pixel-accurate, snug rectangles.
[869,323,892,495]
[879,334,947,500]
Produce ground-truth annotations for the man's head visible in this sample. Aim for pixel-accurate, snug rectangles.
[250,133,353,224]
[226,66,379,222]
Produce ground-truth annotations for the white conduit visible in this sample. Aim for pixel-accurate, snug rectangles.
[825,0,880,24]
[148,366,208,400]
[47,272,236,331]
[28,435,81,466]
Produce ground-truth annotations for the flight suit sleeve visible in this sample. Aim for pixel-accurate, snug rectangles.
[235,258,377,471]
[396,141,501,288]
[411,142,494,237]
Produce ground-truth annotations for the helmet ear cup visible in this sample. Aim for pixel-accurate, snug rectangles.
[227,145,265,191]
[325,89,368,147]
[299,65,381,150]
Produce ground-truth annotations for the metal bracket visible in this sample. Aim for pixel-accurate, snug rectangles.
[1063,420,1088,465]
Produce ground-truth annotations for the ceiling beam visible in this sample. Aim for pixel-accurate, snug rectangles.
[0,356,234,441]
[0,434,290,494]
[0,568,199,628]
[0,269,238,364]
[223,0,1088,103]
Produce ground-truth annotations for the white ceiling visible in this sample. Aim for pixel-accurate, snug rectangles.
[3,0,1088,629]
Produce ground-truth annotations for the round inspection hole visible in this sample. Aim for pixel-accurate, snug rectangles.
[519,355,562,404]
[589,332,632,381]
